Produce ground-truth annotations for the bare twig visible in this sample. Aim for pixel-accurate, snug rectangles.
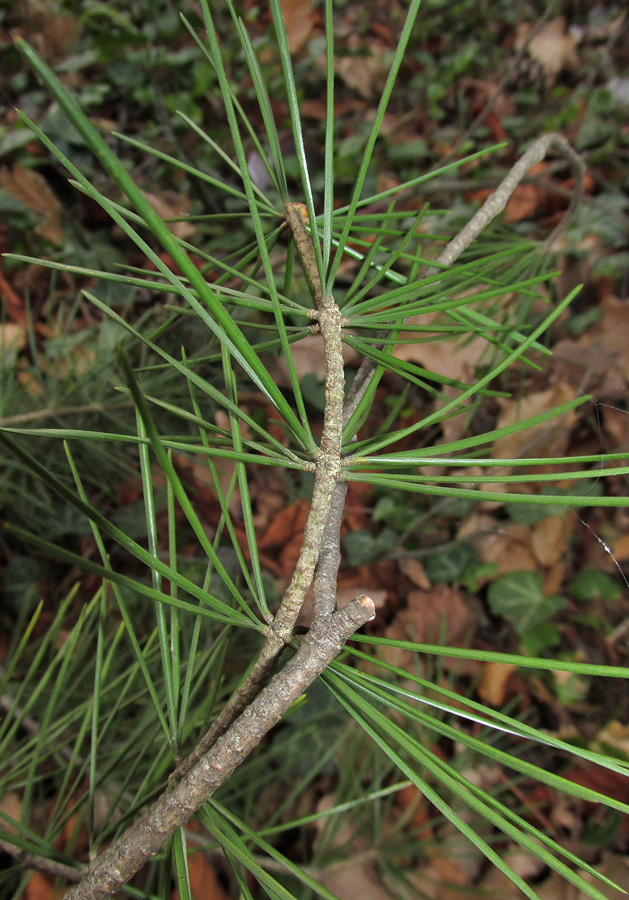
[0,402,124,427]
[431,134,585,269]
[0,839,83,883]
[343,133,586,426]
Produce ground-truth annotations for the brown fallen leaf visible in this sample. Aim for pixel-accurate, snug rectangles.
[394,312,488,383]
[313,795,398,900]
[391,586,481,647]
[505,162,551,223]
[171,821,230,900]
[585,295,629,379]
[593,721,629,759]
[477,661,518,707]
[531,513,574,567]
[475,522,537,575]
[257,499,311,580]
[612,534,629,561]
[394,782,434,841]
[258,498,310,551]
[280,0,315,53]
[0,267,28,327]
[0,791,23,836]
[543,561,566,596]
[492,380,578,463]
[144,191,196,240]
[271,332,359,383]
[397,557,431,590]
[0,323,27,364]
[517,16,580,81]
[335,35,391,99]
[0,164,64,246]
[24,872,67,900]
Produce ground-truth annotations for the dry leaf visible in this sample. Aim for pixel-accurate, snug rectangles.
[0,267,27,325]
[171,821,230,900]
[578,852,629,896]
[335,35,391,99]
[612,534,629,561]
[492,380,578,462]
[258,498,309,550]
[0,791,22,834]
[0,164,64,245]
[594,721,629,758]
[516,16,580,80]
[475,522,537,574]
[395,783,434,840]
[272,333,359,383]
[504,161,550,223]
[24,872,67,900]
[43,341,96,381]
[531,513,574,566]
[551,335,626,401]
[431,810,490,885]
[552,295,629,402]
[394,310,492,444]
[250,467,288,531]
[477,661,517,706]
[602,405,629,450]
[397,557,431,589]
[280,0,315,54]
[387,586,480,647]
[543,561,566,596]
[586,295,629,379]
[566,764,629,806]
[11,0,80,64]
[0,323,27,363]
[258,499,310,580]
[144,191,196,240]
[313,795,398,900]
[395,312,488,382]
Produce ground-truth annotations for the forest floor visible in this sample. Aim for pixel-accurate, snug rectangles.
[1,2,629,898]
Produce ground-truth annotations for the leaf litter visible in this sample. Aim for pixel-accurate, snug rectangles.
[2,1,629,898]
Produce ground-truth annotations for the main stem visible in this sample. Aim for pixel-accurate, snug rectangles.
[172,203,347,782]
[64,202,362,899]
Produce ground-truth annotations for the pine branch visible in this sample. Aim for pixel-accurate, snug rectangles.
[63,202,367,899]
[171,202,348,783]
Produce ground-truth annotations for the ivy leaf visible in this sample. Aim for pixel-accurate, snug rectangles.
[343,529,398,566]
[424,543,476,584]
[570,569,622,603]
[487,571,564,634]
